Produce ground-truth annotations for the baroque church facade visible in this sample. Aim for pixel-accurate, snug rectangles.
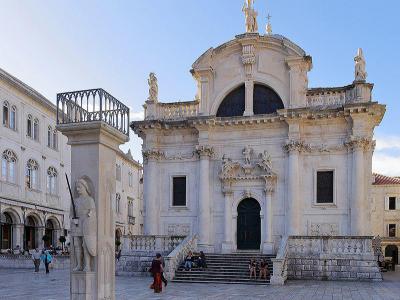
[132,2,386,254]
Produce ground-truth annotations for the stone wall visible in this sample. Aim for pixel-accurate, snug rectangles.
[286,236,382,281]
[0,254,70,270]
[116,250,169,277]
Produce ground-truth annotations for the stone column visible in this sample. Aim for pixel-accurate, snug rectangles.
[284,141,301,236]
[142,150,163,235]
[221,190,233,253]
[348,137,368,235]
[196,145,214,252]
[58,121,128,300]
[243,80,254,116]
[14,224,24,249]
[262,179,274,254]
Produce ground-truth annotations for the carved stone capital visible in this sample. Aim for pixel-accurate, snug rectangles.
[142,149,165,162]
[195,145,214,158]
[344,136,374,151]
[283,140,311,153]
[262,174,276,195]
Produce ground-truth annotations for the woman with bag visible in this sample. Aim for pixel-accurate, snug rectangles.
[149,253,163,293]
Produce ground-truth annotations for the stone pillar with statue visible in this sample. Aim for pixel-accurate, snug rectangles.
[57,88,129,300]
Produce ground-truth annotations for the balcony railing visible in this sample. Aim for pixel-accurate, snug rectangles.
[56,88,129,136]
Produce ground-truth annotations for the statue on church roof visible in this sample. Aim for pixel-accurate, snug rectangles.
[242,0,258,33]
[354,48,367,82]
[147,72,158,102]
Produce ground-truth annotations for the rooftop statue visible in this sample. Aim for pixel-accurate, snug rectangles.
[242,0,258,33]
[147,72,158,102]
[354,48,367,82]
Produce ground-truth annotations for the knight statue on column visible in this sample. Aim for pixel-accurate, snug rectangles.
[147,72,158,102]
[242,0,258,33]
[71,178,97,272]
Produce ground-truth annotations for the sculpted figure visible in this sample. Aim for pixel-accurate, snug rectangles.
[260,150,273,173]
[242,0,258,33]
[354,48,367,81]
[148,72,158,102]
[72,178,97,272]
[243,146,252,165]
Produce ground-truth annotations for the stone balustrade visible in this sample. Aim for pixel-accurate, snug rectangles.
[0,254,70,270]
[164,234,198,280]
[123,235,185,252]
[145,100,199,120]
[271,236,382,284]
[306,88,350,107]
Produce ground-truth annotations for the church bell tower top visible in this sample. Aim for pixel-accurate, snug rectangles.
[242,0,258,33]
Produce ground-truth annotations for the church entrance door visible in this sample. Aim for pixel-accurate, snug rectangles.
[237,198,261,250]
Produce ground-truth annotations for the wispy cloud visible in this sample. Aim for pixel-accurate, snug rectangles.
[129,110,144,121]
[373,134,400,176]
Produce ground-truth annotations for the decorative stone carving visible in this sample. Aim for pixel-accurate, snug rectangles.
[195,145,214,158]
[344,136,374,151]
[242,0,258,33]
[147,72,158,102]
[309,223,339,236]
[167,224,191,236]
[258,150,273,174]
[71,178,97,272]
[354,48,367,82]
[164,151,196,161]
[220,155,241,179]
[283,140,311,153]
[142,149,165,162]
[242,145,253,165]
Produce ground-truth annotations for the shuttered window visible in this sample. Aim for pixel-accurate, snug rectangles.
[316,171,334,204]
[172,176,186,206]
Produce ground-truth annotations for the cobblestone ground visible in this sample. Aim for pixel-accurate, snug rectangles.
[0,268,399,300]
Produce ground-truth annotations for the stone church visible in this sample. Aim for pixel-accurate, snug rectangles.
[131,2,385,254]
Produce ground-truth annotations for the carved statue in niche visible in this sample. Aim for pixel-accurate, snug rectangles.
[147,72,158,102]
[354,48,367,82]
[242,145,253,165]
[242,0,258,33]
[71,178,97,272]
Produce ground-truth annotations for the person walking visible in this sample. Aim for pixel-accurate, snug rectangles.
[149,253,163,293]
[41,250,52,274]
[31,248,41,272]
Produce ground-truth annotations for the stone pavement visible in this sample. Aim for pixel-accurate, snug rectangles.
[0,268,399,300]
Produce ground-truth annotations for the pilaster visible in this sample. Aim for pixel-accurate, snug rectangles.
[221,190,234,254]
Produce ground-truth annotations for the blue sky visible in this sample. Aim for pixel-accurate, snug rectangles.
[0,0,399,175]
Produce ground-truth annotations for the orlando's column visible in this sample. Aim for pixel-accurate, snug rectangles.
[196,144,214,252]
[57,89,129,300]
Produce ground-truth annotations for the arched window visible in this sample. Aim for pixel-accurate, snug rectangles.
[52,129,58,150]
[1,212,13,249]
[26,159,39,189]
[216,84,284,117]
[47,126,52,147]
[128,200,134,217]
[115,193,121,214]
[1,149,17,184]
[47,167,58,195]
[2,101,9,127]
[27,115,32,138]
[10,106,16,130]
[33,118,39,141]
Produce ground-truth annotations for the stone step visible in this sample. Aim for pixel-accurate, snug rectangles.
[172,278,270,285]
[175,273,271,279]
[176,269,272,275]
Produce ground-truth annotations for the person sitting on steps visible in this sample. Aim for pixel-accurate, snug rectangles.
[249,258,257,279]
[259,259,269,280]
[184,251,193,271]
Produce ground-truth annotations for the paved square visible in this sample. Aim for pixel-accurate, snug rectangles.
[0,268,399,300]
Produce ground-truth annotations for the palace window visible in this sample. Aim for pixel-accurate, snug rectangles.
[1,149,17,184]
[172,176,186,206]
[3,102,17,130]
[128,199,134,217]
[316,171,334,204]
[47,126,58,150]
[116,193,121,214]
[52,129,58,149]
[47,166,58,195]
[26,159,39,189]
[128,172,133,187]
[47,126,52,147]
[2,101,8,126]
[27,115,32,138]
[389,197,396,210]
[389,224,396,237]
[116,164,121,181]
[33,118,39,141]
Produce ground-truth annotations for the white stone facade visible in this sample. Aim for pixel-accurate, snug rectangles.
[115,150,143,237]
[0,68,70,250]
[132,33,385,254]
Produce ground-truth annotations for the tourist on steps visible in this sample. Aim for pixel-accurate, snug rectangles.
[259,259,269,280]
[150,253,163,293]
[31,248,41,272]
[249,259,257,279]
[184,251,193,271]
[197,251,207,269]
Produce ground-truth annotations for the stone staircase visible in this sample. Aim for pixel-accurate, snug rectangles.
[172,251,274,285]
